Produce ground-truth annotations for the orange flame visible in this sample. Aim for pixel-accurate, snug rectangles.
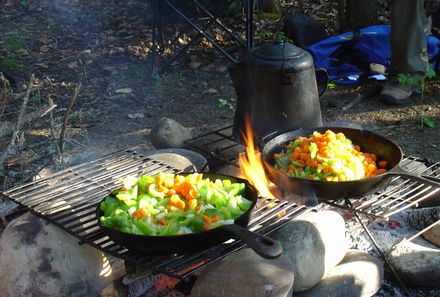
[238,119,275,199]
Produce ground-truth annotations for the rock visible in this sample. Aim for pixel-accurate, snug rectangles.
[389,240,440,288]
[404,206,440,247]
[271,210,348,292]
[191,248,295,297]
[0,212,125,297]
[405,206,440,230]
[423,223,440,247]
[149,118,193,149]
[295,250,383,297]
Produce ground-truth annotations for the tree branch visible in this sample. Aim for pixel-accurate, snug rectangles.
[59,81,81,153]
[0,74,34,165]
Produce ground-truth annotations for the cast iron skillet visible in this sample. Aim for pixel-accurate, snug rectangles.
[262,127,440,200]
[96,173,282,259]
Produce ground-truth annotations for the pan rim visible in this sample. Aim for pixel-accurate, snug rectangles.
[262,126,404,184]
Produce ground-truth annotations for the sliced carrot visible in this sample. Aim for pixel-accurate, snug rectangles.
[211,215,220,223]
[375,168,386,175]
[203,215,211,224]
[378,160,388,169]
[132,208,148,219]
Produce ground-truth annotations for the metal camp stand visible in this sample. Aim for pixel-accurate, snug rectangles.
[149,0,254,76]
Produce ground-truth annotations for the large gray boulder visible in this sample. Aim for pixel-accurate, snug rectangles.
[271,210,348,292]
[0,212,125,297]
[295,249,383,297]
[191,248,295,297]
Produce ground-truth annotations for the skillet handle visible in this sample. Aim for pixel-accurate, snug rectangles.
[387,166,440,188]
[222,224,282,259]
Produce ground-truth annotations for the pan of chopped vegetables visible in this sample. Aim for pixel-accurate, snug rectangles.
[262,127,440,200]
[97,172,282,259]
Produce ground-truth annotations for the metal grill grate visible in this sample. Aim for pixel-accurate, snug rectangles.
[354,156,440,217]
[0,146,312,280]
[2,126,439,282]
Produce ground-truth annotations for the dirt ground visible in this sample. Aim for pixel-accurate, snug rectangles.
[0,0,439,190]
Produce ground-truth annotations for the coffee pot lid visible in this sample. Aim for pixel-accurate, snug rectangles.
[251,40,305,61]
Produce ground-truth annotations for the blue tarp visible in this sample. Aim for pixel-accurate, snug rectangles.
[306,25,440,84]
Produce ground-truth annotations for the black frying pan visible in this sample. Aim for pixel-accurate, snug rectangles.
[262,127,440,200]
[96,173,282,259]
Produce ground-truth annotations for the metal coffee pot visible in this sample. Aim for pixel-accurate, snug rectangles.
[229,41,327,142]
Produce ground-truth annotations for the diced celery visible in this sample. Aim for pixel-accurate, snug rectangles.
[211,189,227,208]
[157,197,170,207]
[190,216,204,232]
[204,208,220,217]
[289,141,301,149]
[123,176,139,189]
[131,224,143,235]
[290,161,306,168]
[135,220,155,235]
[222,179,232,188]
[220,206,232,219]
[100,196,118,215]
[275,156,290,168]
[116,185,138,201]
[123,199,137,207]
[140,175,155,183]
[148,183,165,198]
[100,216,115,228]
[309,142,318,160]
[226,197,242,217]
[159,223,179,236]
[236,196,252,211]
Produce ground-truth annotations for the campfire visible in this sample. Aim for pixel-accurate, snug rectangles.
[238,118,275,199]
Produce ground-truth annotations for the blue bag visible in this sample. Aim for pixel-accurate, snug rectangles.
[306,25,440,85]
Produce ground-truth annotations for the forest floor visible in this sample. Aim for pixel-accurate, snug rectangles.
[1,0,439,190]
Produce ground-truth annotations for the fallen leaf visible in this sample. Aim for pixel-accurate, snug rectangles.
[128,113,144,119]
[189,61,201,69]
[115,88,132,94]
[16,49,29,56]
[67,61,78,69]
[40,45,50,53]
[217,66,228,73]
[207,88,218,94]
[35,63,49,69]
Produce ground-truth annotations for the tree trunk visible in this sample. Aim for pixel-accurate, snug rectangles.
[341,0,379,31]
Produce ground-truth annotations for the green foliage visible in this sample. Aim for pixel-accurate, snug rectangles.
[272,31,288,42]
[420,117,436,128]
[0,56,24,70]
[397,66,437,128]
[3,32,28,52]
[218,98,234,110]
[327,81,337,89]
[228,0,243,15]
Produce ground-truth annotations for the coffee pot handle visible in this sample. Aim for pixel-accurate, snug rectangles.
[315,68,329,98]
